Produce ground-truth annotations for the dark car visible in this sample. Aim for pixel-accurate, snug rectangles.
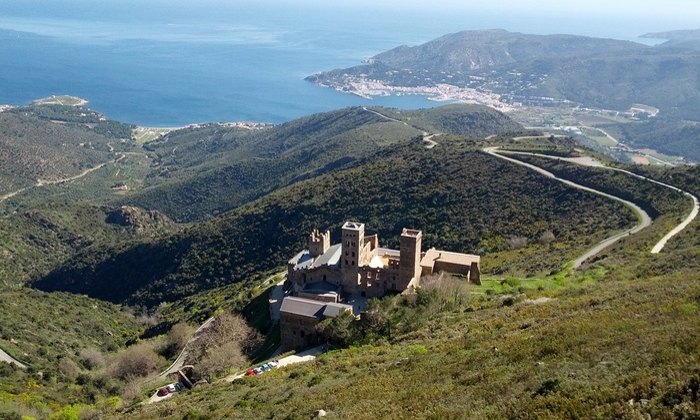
[157,387,170,397]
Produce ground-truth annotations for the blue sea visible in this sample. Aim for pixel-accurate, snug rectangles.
[0,0,696,126]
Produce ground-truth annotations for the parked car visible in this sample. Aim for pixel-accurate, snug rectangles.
[166,384,177,393]
[253,367,264,374]
[157,387,170,397]
[174,382,185,391]
[268,360,279,368]
[245,369,257,376]
[261,363,271,371]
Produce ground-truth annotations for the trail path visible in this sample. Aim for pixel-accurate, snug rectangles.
[484,147,652,268]
[362,106,440,149]
[0,153,125,204]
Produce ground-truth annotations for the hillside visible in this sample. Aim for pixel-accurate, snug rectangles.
[34,139,634,308]
[124,105,521,222]
[123,252,700,419]
[0,106,131,196]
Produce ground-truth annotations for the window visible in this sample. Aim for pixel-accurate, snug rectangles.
[345,260,348,265]
[300,331,305,338]
[351,251,355,257]
[352,261,355,266]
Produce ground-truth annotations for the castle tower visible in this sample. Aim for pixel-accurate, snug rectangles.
[308,228,330,258]
[341,221,364,289]
[399,228,423,289]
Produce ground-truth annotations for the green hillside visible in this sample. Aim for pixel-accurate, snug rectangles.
[124,105,517,222]
[0,106,130,196]
[122,257,700,419]
[34,139,633,308]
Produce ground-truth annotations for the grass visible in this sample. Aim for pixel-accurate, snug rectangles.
[125,259,700,419]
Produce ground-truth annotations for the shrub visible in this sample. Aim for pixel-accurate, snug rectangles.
[108,343,160,380]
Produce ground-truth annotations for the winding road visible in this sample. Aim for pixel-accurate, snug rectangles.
[484,147,653,268]
[494,149,699,255]
[362,106,440,149]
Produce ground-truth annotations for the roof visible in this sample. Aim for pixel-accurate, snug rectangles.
[302,281,340,294]
[375,247,400,258]
[322,302,354,318]
[420,248,480,269]
[342,221,364,230]
[314,243,342,267]
[280,297,353,319]
[289,250,314,269]
[280,297,326,318]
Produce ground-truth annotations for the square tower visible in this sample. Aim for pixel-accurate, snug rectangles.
[399,228,423,289]
[341,221,364,288]
[308,228,330,257]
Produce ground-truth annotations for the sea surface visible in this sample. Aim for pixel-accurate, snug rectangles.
[0,1,696,126]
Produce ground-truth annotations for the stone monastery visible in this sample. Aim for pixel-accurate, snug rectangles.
[280,221,480,350]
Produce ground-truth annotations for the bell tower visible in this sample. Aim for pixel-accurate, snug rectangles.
[399,228,422,289]
[341,221,364,289]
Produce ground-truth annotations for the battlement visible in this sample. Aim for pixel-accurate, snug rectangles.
[342,221,364,231]
[401,228,422,238]
[308,228,331,257]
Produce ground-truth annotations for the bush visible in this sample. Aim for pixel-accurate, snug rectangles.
[160,323,195,359]
[108,343,160,380]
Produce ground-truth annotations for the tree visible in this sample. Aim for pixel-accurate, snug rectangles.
[161,323,195,359]
[108,343,161,380]
[316,311,358,347]
[58,357,81,382]
[79,348,106,370]
[188,312,262,381]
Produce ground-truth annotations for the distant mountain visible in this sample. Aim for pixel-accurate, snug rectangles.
[643,29,700,50]
[307,29,700,120]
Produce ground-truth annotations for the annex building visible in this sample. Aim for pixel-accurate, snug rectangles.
[279,221,481,350]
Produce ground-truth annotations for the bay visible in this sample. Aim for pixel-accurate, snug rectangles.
[0,1,695,126]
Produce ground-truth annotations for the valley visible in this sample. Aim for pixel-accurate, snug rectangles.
[0,98,697,419]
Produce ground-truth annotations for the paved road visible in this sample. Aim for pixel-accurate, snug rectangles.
[497,149,699,254]
[484,147,652,269]
[0,347,27,369]
[221,345,325,383]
